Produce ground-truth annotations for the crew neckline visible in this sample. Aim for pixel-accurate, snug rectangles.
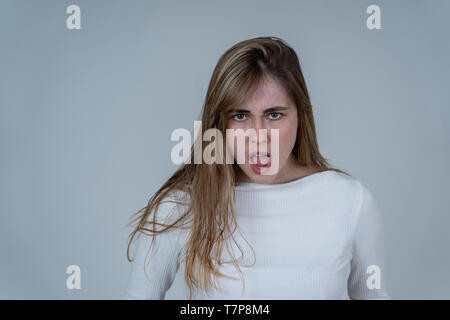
[234,170,335,192]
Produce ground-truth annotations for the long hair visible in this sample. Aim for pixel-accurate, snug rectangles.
[126,36,350,299]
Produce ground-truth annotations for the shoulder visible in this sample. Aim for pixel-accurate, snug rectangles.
[323,170,365,198]
[153,188,192,228]
[327,171,383,229]
[330,171,377,208]
[322,170,377,216]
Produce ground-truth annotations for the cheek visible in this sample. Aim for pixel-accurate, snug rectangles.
[275,123,298,156]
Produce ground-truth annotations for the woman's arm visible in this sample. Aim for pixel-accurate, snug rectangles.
[347,182,391,299]
[124,201,184,300]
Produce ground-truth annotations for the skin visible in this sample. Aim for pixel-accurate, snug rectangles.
[226,75,318,184]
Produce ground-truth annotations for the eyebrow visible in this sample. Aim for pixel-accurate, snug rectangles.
[227,106,290,114]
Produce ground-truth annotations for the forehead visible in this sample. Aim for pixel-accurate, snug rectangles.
[236,76,293,111]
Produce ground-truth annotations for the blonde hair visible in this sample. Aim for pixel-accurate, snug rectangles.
[126,36,350,299]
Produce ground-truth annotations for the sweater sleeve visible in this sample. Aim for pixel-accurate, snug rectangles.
[124,201,184,300]
[347,182,391,300]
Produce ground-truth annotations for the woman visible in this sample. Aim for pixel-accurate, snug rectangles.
[124,36,390,300]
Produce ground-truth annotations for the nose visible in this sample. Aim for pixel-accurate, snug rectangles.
[250,118,268,145]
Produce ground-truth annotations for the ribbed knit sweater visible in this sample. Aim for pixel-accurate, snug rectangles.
[124,170,390,299]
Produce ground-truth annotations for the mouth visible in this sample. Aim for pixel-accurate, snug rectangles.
[249,152,271,168]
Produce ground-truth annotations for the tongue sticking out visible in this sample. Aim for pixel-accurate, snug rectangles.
[252,155,270,167]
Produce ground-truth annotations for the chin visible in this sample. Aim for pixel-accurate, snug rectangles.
[245,167,280,183]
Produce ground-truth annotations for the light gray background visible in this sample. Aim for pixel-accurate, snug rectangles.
[1,0,449,299]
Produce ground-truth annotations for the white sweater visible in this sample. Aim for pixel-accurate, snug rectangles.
[124,170,391,299]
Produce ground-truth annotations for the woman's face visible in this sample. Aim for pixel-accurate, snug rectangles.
[226,75,300,184]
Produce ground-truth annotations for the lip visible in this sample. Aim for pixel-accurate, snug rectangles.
[250,161,271,174]
[250,163,261,174]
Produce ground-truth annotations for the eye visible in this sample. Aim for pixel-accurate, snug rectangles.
[268,112,283,120]
[232,113,247,121]
[231,112,283,122]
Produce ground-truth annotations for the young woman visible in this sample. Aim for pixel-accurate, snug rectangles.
[124,36,390,300]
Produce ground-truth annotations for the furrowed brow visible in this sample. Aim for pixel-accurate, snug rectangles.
[227,106,289,114]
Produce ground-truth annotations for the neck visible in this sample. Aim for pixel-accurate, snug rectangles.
[236,154,319,184]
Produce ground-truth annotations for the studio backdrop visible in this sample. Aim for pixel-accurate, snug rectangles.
[1,0,449,299]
